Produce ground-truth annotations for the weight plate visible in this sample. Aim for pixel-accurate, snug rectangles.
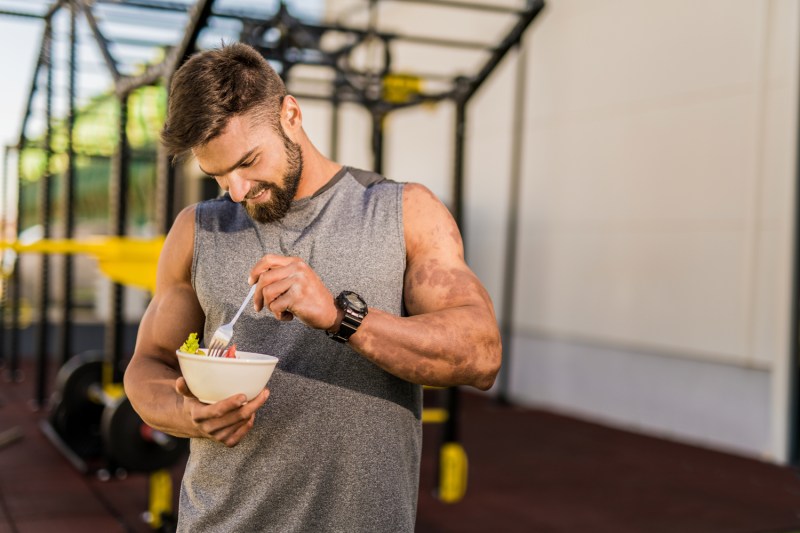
[51,351,106,412]
[49,352,106,460]
[101,397,188,473]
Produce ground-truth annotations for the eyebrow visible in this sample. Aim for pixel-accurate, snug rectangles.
[198,148,257,177]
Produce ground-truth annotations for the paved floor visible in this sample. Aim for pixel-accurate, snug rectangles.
[2,359,800,532]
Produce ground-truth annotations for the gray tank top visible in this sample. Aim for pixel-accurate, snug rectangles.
[180,166,422,532]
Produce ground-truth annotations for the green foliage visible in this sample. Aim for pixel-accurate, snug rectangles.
[19,85,167,230]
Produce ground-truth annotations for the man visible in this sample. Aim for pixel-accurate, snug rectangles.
[124,42,501,532]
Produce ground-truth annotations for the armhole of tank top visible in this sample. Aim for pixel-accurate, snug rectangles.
[190,203,201,291]
[396,182,406,262]
[397,182,408,317]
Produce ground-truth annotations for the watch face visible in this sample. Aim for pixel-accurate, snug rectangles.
[342,291,367,312]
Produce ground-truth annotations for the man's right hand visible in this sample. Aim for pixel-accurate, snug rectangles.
[176,377,270,447]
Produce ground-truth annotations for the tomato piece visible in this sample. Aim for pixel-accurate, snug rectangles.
[223,344,237,358]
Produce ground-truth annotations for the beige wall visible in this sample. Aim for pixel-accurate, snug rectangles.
[324,0,799,460]
[515,0,797,369]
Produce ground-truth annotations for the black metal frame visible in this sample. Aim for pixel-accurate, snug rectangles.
[1,0,545,491]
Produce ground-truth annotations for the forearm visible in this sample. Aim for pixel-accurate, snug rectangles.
[348,306,501,390]
[123,355,200,439]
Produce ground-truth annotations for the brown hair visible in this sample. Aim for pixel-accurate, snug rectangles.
[161,42,287,159]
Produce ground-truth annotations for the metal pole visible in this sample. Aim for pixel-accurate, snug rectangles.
[155,0,217,234]
[35,19,55,408]
[0,146,9,369]
[787,6,800,466]
[156,139,176,235]
[330,86,340,161]
[452,98,466,231]
[497,43,527,405]
[105,92,129,385]
[79,0,121,81]
[9,141,24,383]
[371,108,384,174]
[8,17,51,384]
[460,0,544,103]
[59,0,77,366]
[441,98,467,449]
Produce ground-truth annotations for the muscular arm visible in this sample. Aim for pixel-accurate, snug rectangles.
[124,206,268,445]
[249,183,502,391]
[349,183,501,390]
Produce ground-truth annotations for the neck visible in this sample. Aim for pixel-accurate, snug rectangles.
[294,136,343,199]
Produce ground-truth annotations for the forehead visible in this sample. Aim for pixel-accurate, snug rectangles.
[193,114,277,163]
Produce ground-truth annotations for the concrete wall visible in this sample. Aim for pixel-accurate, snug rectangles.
[323,0,800,462]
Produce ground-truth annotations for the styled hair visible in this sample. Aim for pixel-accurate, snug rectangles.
[161,42,287,159]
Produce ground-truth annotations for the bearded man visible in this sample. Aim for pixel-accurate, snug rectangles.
[124,42,501,533]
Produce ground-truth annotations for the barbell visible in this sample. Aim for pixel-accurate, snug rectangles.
[47,351,187,475]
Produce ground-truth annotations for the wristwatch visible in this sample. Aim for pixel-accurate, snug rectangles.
[327,291,368,343]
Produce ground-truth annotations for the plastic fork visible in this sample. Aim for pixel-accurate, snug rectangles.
[207,284,257,357]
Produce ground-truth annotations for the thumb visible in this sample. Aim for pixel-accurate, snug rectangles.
[175,376,196,399]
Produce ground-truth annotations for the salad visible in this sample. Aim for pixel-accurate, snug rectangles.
[180,332,237,358]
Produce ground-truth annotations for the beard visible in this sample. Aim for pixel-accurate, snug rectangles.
[241,128,303,224]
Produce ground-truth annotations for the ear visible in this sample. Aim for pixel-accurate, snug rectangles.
[281,95,302,131]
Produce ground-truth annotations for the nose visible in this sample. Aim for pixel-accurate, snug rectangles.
[226,173,252,203]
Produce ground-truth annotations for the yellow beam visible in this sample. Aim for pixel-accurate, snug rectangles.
[2,237,164,293]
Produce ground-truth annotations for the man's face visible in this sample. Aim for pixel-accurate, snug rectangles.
[193,113,303,223]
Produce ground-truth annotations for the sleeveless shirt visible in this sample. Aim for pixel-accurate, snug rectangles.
[179,166,422,532]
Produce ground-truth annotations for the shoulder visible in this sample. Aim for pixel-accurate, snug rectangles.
[194,194,252,233]
[347,166,389,189]
[156,204,198,288]
[402,183,463,259]
[169,203,197,241]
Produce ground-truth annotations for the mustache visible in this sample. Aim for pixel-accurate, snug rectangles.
[243,182,274,200]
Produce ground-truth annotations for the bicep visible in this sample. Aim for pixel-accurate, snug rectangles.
[402,184,495,317]
[132,206,205,367]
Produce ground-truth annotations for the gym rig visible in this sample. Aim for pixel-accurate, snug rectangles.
[0,0,544,528]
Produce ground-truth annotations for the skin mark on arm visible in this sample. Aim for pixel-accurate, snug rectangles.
[348,181,502,390]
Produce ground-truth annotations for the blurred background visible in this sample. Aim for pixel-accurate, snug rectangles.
[1,0,800,532]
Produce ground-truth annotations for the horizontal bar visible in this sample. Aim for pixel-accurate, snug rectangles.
[0,8,46,18]
[387,0,525,15]
[94,0,191,13]
[396,33,492,51]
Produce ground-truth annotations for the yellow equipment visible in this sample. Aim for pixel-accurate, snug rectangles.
[2,236,164,293]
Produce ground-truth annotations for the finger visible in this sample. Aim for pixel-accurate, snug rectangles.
[267,286,297,320]
[195,389,269,432]
[190,393,246,424]
[209,417,252,444]
[220,415,257,447]
[214,389,270,435]
[196,407,250,435]
[248,255,295,284]
[247,388,270,411]
[220,389,271,446]
[252,265,294,311]
[256,276,294,313]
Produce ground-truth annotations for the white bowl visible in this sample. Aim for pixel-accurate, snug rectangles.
[176,349,279,404]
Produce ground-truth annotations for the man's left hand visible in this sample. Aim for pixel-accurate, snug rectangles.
[248,254,339,331]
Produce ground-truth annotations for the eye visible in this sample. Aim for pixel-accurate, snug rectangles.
[240,158,255,168]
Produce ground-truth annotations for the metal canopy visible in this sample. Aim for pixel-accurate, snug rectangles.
[3,0,543,134]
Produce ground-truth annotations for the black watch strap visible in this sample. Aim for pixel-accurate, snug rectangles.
[328,291,367,343]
